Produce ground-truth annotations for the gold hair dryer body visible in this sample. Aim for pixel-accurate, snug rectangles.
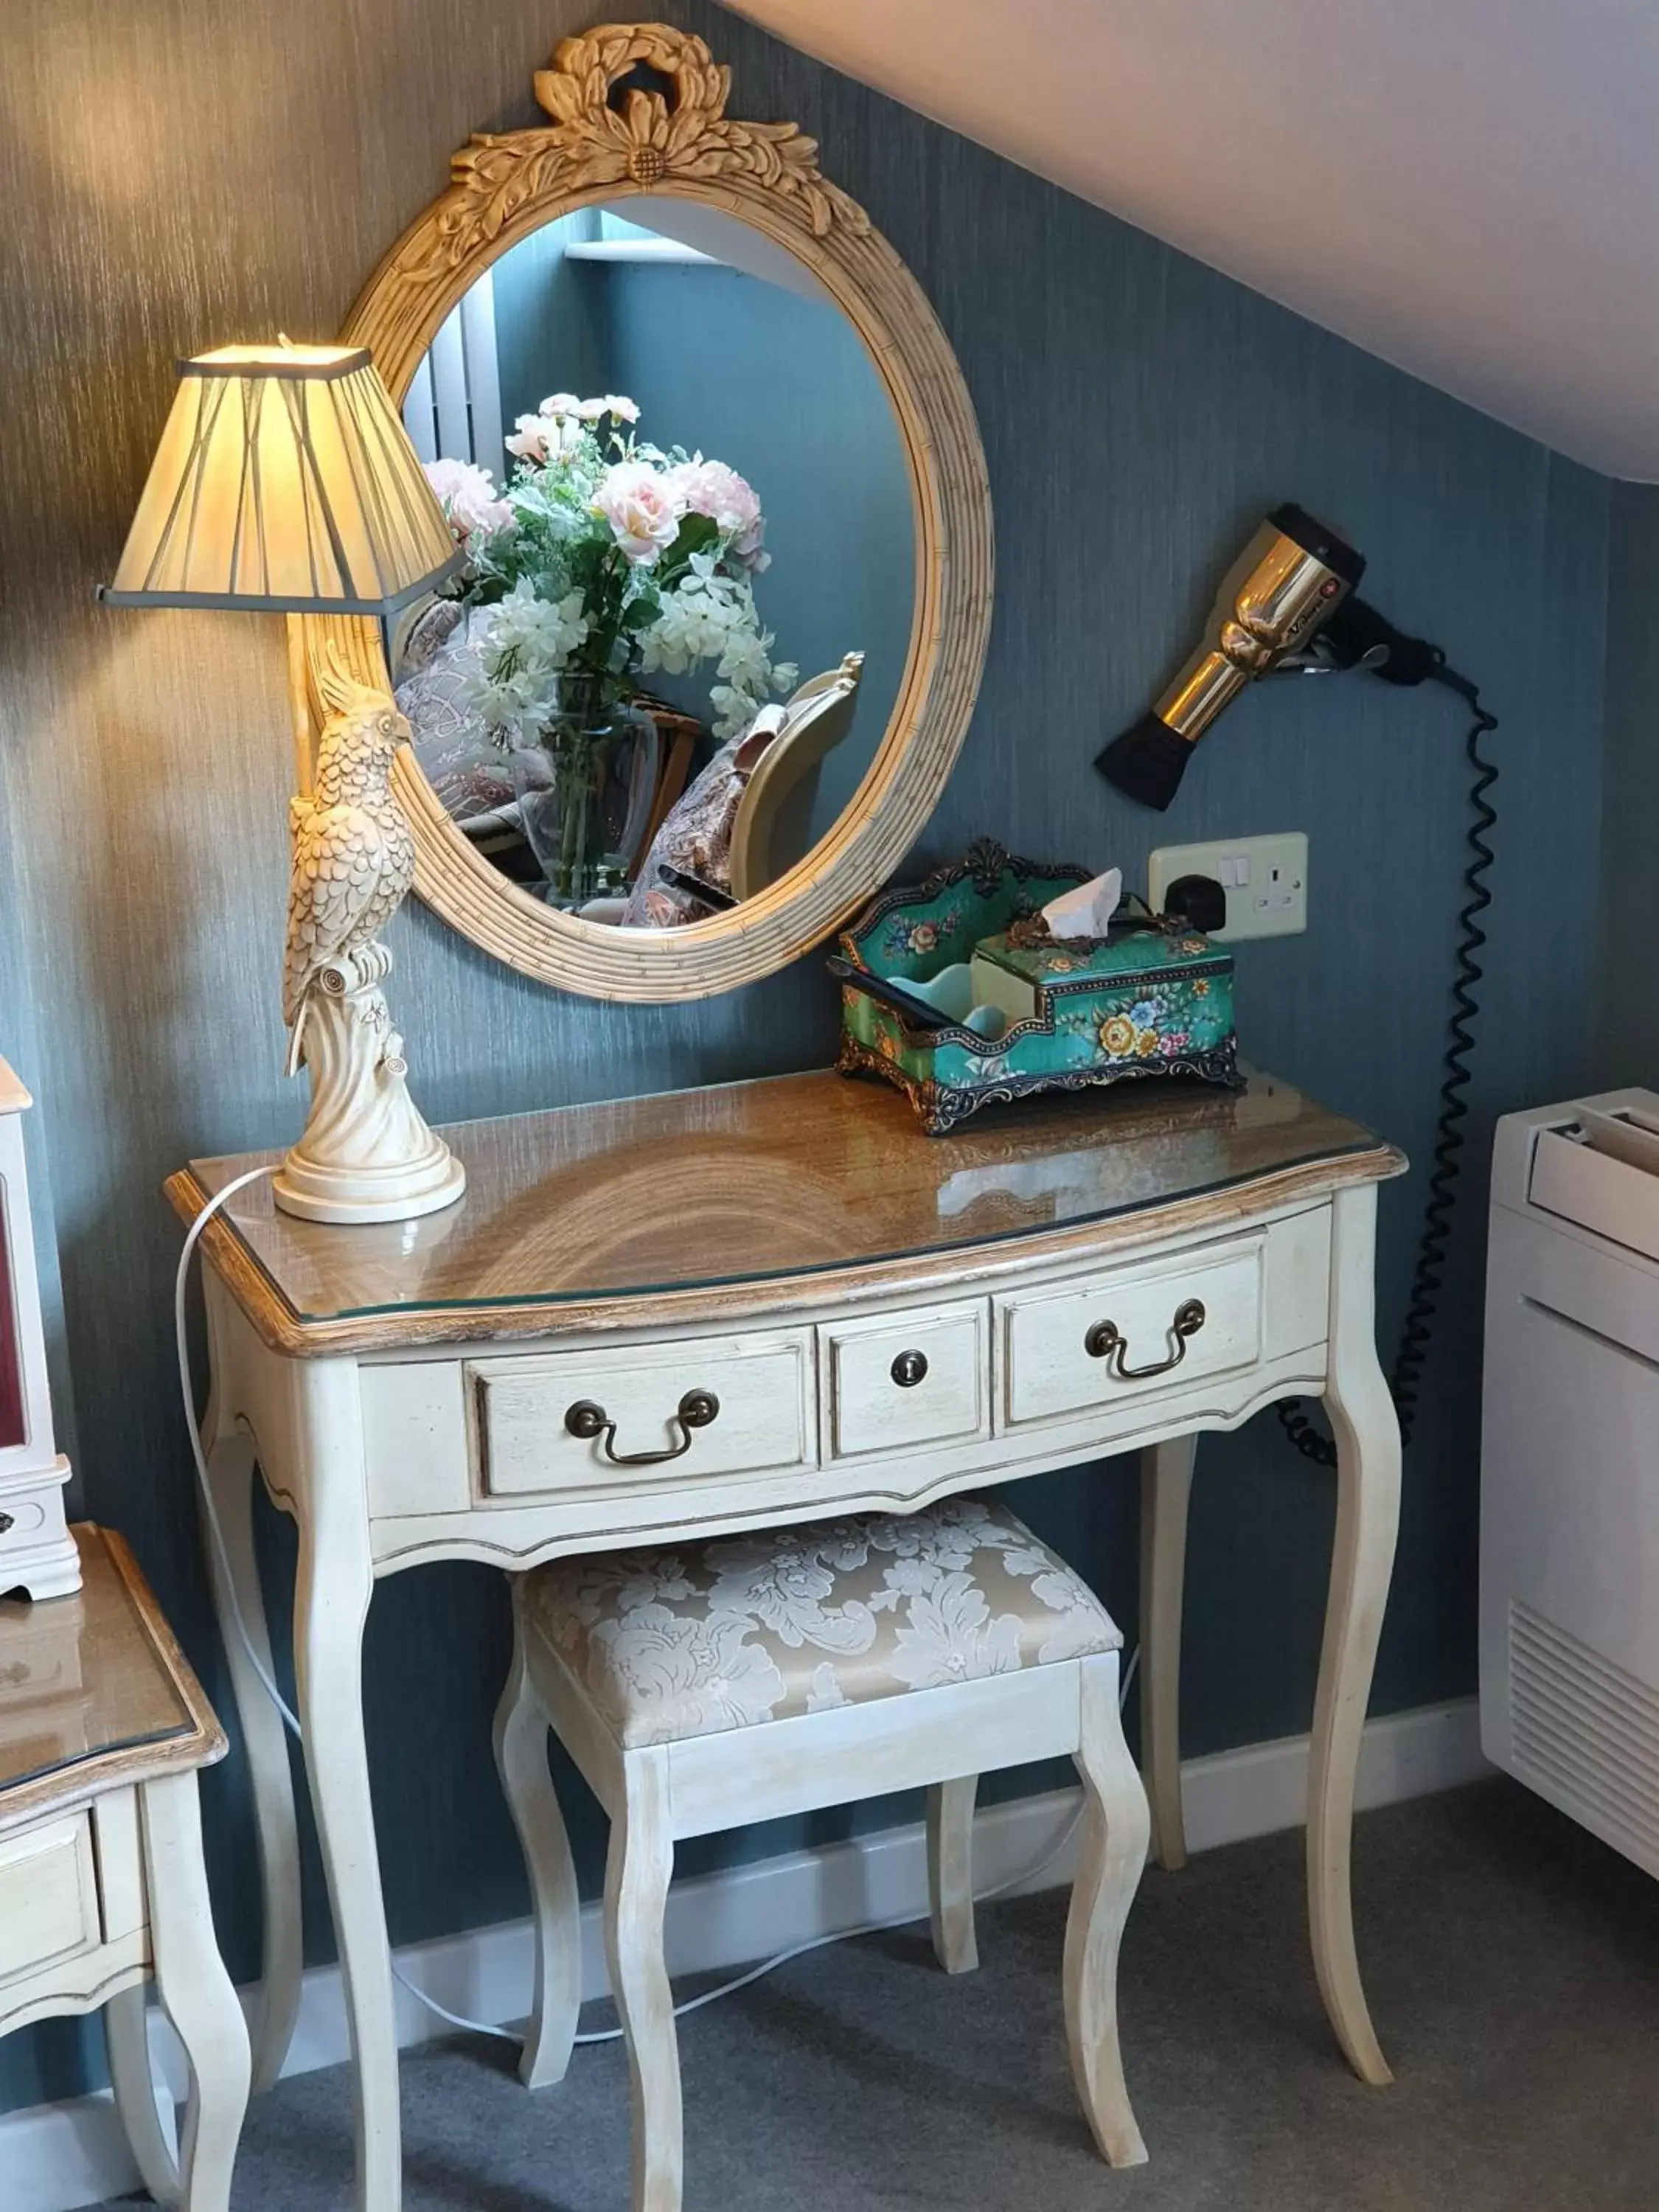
[1098,504,1366,809]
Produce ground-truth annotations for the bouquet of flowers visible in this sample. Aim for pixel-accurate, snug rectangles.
[424,395,796,745]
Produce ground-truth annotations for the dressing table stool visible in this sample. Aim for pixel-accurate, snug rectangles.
[499,1494,1150,2208]
[0,1524,250,2210]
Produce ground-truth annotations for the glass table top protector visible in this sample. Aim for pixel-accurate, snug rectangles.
[183,1066,1389,1326]
[0,1529,195,1798]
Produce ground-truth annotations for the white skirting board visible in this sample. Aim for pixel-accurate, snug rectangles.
[4,1698,1486,2212]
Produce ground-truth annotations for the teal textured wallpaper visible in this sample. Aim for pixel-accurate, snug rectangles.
[606,258,915,836]
[0,0,1612,2115]
[1596,481,1659,1088]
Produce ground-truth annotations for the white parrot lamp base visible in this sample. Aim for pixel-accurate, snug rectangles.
[273,941,465,1223]
[276,662,465,1225]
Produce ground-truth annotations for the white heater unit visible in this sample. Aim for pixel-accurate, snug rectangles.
[1481,1089,1659,1877]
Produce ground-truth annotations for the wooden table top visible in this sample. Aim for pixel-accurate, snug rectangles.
[0,1526,225,1834]
[169,1066,1403,1358]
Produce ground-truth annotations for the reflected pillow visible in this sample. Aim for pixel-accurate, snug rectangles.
[622,709,785,927]
[393,600,520,836]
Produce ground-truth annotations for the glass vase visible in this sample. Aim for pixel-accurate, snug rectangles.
[511,675,652,909]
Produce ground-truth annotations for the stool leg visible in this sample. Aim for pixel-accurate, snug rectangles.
[495,1581,582,2088]
[926,1777,979,1973]
[605,1749,681,2212]
[1063,1655,1150,2168]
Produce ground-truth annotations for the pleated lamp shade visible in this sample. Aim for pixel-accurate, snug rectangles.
[102,343,462,614]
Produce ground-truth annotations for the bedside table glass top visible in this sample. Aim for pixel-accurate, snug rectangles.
[179,1066,1396,1329]
[0,1528,202,1806]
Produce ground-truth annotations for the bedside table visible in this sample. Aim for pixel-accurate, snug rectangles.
[0,1525,249,2209]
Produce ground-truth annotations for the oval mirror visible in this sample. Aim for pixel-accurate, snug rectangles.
[300,24,992,1001]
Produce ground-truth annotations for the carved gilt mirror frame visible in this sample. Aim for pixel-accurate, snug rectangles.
[295,23,992,1002]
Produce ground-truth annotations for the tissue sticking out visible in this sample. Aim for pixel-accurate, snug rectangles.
[1040,867,1122,941]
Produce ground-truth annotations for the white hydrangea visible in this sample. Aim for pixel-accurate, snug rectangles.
[470,661,557,743]
[639,555,737,673]
[706,682,756,735]
[465,578,591,747]
[716,622,777,698]
[486,579,591,678]
[639,557,795,736]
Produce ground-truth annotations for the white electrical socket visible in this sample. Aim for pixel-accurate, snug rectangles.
[1147,832,1308,942]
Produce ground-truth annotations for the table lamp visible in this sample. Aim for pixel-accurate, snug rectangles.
[101,341,467,1224]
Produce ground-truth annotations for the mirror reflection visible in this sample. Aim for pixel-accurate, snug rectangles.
[392,198,914,927]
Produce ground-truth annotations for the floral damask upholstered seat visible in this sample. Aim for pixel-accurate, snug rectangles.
[522,1495,1121,1750]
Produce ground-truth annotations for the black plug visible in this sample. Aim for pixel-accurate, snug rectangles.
[1163,873,1227,933]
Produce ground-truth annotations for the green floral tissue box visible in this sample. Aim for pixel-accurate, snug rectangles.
[835,841,1239,1135]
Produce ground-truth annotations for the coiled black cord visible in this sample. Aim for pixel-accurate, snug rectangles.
[1276,664,1498,1466]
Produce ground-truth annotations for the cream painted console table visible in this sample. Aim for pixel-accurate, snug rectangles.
[170,1067,1405,2212]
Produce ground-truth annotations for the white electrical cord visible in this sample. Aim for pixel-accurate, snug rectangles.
[177,1170,1139,2053]
[177,1169,518,2040]
[176,1167,300,1736]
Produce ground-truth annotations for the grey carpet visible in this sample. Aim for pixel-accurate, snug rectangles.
[114,1780,1659,2209]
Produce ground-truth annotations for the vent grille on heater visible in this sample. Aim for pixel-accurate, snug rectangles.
[1509,1600,1659,1872]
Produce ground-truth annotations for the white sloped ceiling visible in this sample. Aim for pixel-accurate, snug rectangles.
[723,0,1659,480]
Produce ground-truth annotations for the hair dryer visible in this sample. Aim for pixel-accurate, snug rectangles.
[1096,503,1447,811]
[1090,498,1502,1482]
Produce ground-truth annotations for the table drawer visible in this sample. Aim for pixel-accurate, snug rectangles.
[467,1329,815,1500]
[996,1242,1265,1431]
[820,1301,990,1461]
[0,1813,101,1991]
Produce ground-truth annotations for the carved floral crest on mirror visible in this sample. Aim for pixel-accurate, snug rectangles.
[296,25,992,1001]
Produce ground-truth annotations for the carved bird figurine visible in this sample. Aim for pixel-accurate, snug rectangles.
[283,664,417,1078]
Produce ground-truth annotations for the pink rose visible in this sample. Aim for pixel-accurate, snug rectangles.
[664,458,767,566]
[422,457,512,542]
[505,413,552,464]
[593,459,683,563]
[505,410,583,465]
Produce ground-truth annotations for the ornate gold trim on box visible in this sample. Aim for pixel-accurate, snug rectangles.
[296,24,994,1003]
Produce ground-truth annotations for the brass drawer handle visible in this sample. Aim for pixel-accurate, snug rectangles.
[564,1389,720,1465]
[1084,1298,1206,1380]
[891,1349,929,1388]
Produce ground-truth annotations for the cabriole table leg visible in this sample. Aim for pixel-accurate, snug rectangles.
[1309,1182,1402,2086]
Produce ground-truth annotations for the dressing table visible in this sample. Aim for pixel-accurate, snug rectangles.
[170,1065,1404,2212]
